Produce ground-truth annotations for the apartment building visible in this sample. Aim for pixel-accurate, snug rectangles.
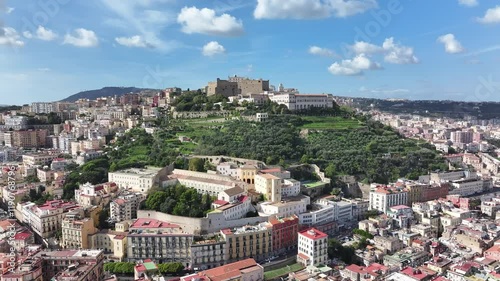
[182,258,264,281]
[450,131,473,144]
[0,255,43,281]
[4,129,48,148]
[190,237,227,270]
[88,229,127,261]
[220,223,273,263]
[127,218,193,265]
[450,178,490,196]
[109,191,145,222]
[22,153,59,167]
[3,115,28,129]
[269,215,299,254]
[254,173,282,203]
[31,102,54,113]
[61,212,97,249]
[36,249,104,281]
[297,228,328,267]
[369,187,408,213]
[21,200,80,238]
[108,166,168,193]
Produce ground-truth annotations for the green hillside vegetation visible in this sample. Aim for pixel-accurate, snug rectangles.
[62,103,446,201]
[144,184,213,218]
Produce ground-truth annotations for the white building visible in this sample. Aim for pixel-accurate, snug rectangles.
[260,195,310,217]
[281,179,301,198]
[216,162,239,178]
[22,154,58,167]
[269,93,334,111]
[450,178,490,196]
[297,228,328,267]
[108,166,166,193]
[4,115,28,129]
[31,102,54,114]
[166,169,240,197]
[369,187,408,213]
[110,191,145,222]
[20,200,80,238]
[74,182,117,208]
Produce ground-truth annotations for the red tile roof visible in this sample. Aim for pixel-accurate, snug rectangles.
[130,218,179,229]
[299,228,327,241]
[401,267,429,280]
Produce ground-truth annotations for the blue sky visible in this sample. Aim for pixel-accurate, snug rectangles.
[1,0,500,105]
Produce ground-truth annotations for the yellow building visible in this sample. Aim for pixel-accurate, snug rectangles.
[61,213,97,249]
[254,173,281,203]
[89,230,128,261]
[238,165,258,184]
[220,223,272,263]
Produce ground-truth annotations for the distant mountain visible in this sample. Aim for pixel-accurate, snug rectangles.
[336,96,500,119]
[61,87,157,102]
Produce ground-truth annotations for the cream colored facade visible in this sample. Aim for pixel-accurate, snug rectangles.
[238,165,258,184]
[206,79,239,97]
[254,173,281,203]
[89,230,127,261]
[61,213,97,249]
[108,166,166,193]
[220,223,273,263]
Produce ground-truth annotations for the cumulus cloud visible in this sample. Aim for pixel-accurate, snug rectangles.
[177,7,244,36]
[202,41,226,57]
[458,0,478,7]
[349,41,384,54]
[347,38,418,64]
[115,35,152,48]
[0,27,24,47]
[36,26,58,41]
[437,34,465,54]
[478,6,500,24]
[309,46,337,57]
[254,0,377,19]
[328,54,382,76]
[23,31,33,39]
[382,37,419,64]
[63,28,99,47]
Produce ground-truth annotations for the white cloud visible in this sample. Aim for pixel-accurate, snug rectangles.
[202,41,226,57]
[102,0,180,52]
[177,7,244,36]
[382,37,419,64]
[23,31,33,39]
[0,27,24,47]
[37,68,51,72]
[329,0,378,17]
[309,46,337,57]
[254,0,377,19]
[478,6,500,24]
[437,34,464,54]
[36,26,58,41]
[458,0,478,7]
[349,41,384,54]
[6,7,14,14]
[115,35,151,48]
[63,28,99,47]
[328,54,381,76]
[463,45,500,57]
[346,38,418,64]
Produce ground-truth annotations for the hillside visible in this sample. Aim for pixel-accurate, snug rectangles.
[339,97,500,119]
[61,87,156,102]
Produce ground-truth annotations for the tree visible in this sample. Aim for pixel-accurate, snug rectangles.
[145,191,168,211]
[188,158,205,172]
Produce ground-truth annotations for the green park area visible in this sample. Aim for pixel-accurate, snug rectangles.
[264,263,304,280]
[300,116,365,130]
